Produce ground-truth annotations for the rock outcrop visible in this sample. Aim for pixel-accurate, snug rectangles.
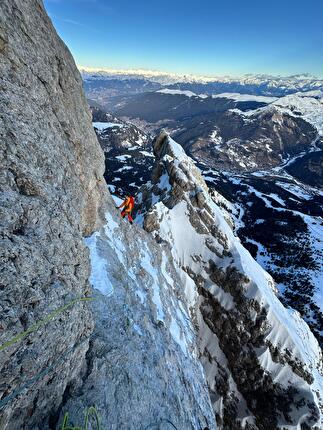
[0,0,105,427]
[0,1,216,429]
[91,106,150,152]
[137,131,323,429]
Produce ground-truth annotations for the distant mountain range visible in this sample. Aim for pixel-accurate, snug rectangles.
[85,78,323,349]
[80,67,323,98]
[91,88,322,178]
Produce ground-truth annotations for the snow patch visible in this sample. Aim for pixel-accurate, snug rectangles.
[213,93,278,103]
[93,122,124,131]
[84,233,114,296]
[157,88,208,98]
[140,246,165,322]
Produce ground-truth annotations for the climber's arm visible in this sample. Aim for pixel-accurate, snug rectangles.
[118,198,127,209]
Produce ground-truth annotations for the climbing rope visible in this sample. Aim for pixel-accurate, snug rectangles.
[1,297,184,430]
[60,406,101,430]
[0,296,94,410]
[0,336,90,410]
[60,410,179,430]
[0,296,93,353]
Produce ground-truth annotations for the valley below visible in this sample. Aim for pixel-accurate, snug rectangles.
[1,5,322,425]
[87,79,323,349]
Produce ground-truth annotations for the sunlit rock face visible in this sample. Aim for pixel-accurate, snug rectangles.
[0,0,105,427]
[137,131,323,429]
[0,2,216,429]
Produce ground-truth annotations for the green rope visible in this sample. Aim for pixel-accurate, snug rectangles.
[61,413,70,430]
[60,406,101,430]
[84,407,101,430]
[0,296,93,353]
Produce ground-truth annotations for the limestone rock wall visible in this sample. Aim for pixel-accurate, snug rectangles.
[59,195,216,430]
[0,2,216,429]
[0,0,105,427]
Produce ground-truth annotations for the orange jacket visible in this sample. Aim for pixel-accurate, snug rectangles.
[119,196,135,213]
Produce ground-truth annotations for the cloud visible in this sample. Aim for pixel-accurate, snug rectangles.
[48,13,103,33]
[61,18,86,26]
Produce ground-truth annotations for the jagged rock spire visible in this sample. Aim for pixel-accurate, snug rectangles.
[139,131,323,429]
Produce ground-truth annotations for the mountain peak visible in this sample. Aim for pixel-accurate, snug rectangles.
[137,135,322,428]
[80,66,323,87]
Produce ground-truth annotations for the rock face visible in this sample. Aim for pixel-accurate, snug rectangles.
[0,0,105,427]
[59,195,216,430]
[0,2,216,429]
[137,132,323,429]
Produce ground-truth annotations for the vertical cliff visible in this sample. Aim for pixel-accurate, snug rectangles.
[0,0,106,427]
[0,1,216,429]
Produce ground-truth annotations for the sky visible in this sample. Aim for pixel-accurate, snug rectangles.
[44,0,323,78]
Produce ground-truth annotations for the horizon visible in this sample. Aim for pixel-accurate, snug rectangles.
[44,0,323,79]
[78,65,323,80]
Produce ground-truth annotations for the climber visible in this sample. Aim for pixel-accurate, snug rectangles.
[117,194,135,224]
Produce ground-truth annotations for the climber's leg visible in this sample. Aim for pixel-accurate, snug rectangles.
[127,213,134,224]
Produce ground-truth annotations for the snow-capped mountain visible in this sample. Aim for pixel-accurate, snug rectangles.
[81,68,323,116]
[201,167,323,347]
[80,67,323,95]
[82,73,323,179]
[91,106,150,151]
[272,90,323,136]
[190,105,318,171]
[230,90,323,138]
[89,91,323,351]
[136,131,323,429]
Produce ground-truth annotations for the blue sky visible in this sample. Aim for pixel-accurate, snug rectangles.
[44,0,323,77]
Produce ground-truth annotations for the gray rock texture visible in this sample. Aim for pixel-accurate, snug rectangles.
[59,195,216,430]
[0,2,216,429]
[0,0,105,428]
